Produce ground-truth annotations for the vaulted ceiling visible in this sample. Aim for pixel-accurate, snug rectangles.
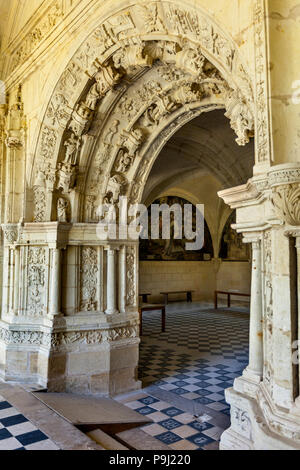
[142,109,254,203]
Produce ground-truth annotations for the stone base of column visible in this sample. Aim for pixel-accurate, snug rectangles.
[0,315,141,396]
[220,383,300,450]
[47,338,141,396]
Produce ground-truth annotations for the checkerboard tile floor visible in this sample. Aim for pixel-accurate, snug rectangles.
[121,303,249,450]
[0,396,59,450]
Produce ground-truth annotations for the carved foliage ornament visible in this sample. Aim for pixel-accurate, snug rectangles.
[271,184,300,226]
[0,325,138,348]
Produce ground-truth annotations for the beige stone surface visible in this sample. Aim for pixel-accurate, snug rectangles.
[0,0,299,451]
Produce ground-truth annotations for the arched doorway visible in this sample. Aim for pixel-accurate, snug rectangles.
[129,110,252,449]
[1,0,255,425]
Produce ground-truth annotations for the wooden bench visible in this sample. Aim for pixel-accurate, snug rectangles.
[214,290,250,309]
[160,290,194,305]
[139,293,151,303]
[138,304,166,336]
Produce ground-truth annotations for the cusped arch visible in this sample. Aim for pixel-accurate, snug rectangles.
[30,1,255,224]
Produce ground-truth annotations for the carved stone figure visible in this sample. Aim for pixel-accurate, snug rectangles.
[176,46,206,76]
[113,43,152,69]
[119,128,144,156]
[56,162,78,193]
[114,149,134,173]
[106,174,126,203]
[104,119,120,145]
[57,197,69,222]
[63,133,80,165]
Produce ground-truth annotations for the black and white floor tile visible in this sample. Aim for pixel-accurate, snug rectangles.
[0,396,59,450]
[121,302,250,450]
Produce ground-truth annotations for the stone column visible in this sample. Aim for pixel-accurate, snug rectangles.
[49,248,61,317]
[246,238,263,379]
[295,236,300,399]
[118,245,126,313]
[13,247,20,314]
[105,247,118,315]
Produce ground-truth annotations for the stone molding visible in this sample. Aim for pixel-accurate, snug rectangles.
[0,323,139,349]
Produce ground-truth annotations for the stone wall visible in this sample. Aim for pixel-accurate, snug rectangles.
[139,260,251,304]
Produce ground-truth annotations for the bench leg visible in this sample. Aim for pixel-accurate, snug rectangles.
[187,292,192,302]
[227,294,231,308]
[162,308,166,333]
[214,291,218,310]
[164,294,168,306]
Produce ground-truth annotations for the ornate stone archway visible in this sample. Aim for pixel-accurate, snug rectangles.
[0,1,255,398]
[2,0,300,451]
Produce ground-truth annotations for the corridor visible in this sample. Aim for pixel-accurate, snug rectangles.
[118,302,249,450]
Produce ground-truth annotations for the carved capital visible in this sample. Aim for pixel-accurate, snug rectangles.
[2,224,19,244]
[271,183,300,226]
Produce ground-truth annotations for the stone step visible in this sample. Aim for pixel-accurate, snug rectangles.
[86,428,129,450]
[32,392,151,427]
[116,428,170,450]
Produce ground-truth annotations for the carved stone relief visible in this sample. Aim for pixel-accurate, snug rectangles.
[31,2,254,222]
[271,184,300,226]
[263,230,274,396]
[80,247,98,311]
[126,246,136,307]
[27,247,46,317]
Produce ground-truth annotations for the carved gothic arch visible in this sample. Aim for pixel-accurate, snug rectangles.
[29,1,255,224]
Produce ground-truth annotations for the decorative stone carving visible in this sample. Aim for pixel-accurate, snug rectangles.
[104,120,120,146]
[263,230,274,396]
[134,3,165,33]
[2,225,18,244]
[63,133,81,165]
[86,64,123,107]
[175,45,205,77]
[113,42,153,69]
[5,136,23,149]
[56,162,78,193]
[0,327,49,346]
[33,186,46,222]
[271,184,300,226]
[27,247,46,317]
[105,174,127,204]
[225,92,254,146]
[254,0,271,163]
[126,247,136,307]
[47,93,71,127]
[119,128,144,157]
[80,247,98,311]
[143,94,178,126]
[144,40,178,65]
[114,149,134,174]
[68,102,94,137]
[39,126,57,161]
[35,161,57,191]
[57,197,69,222]
[8,1,65,75]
